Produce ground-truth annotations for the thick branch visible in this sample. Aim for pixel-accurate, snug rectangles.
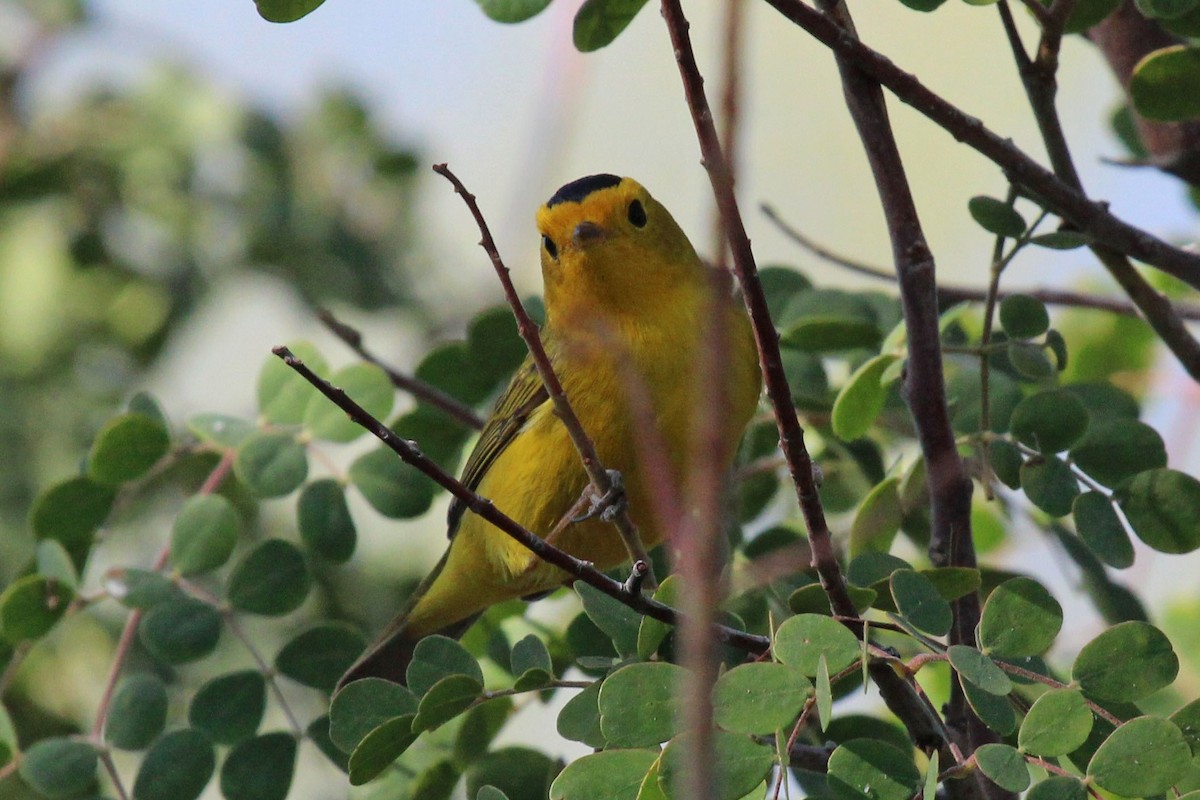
[272,346,769,653]
[758,0,1200,290]
[808,3,994,793]
[658,0,947,756]
[432,163,655,580]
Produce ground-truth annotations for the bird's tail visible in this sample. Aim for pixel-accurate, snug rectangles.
[336,551,480,691]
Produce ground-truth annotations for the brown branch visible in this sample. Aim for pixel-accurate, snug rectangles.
[757,0,1200,291]
[995,1,1200,382]
[431,163,656,582]
[272,346,770,653]
[712,0,747,270]
[317,309,485,430]
[762,203,1200,320]
[658,0,948,758]
[809,2,996,794]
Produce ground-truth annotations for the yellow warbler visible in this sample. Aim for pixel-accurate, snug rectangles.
[340,174,761,687]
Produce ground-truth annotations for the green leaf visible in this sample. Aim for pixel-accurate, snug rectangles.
[510,634,554,690]
[999,295,1050,339]
[826,738,921,800]
[550,749,659,800]
[413,674,484,732]
[659,731,775,800]
[1010,389,1089,453]
[979,577,1062,658]
[1018,688,1092,756]
[465,746,559,800]
[235,431,308,498]
[105,568,180,609]
[472,0,552,24]
[19,738,98,799]
[349,447,435,519]
[1060,0,1122,30]
[1028,230,1093,249]
[347,715,419,785]
[831,355,899,441]
[637,575,681,660]
[255,0,327,22]
[307,715,349,772]
[275,624,366,694]
[1087,716,1191,796]
[29,476,115,569]
[106,673,168,751]
[329,678,418,752]
[973,744,1029,792]
[35,539,79,590]
[1171,696,1200,757]
[947,646,1012,696]
[773,614,861,676]
[900,0,950,9]
[1073,620,1178,701]
[1131,45,1200,121]
[577,582,642,657]
[455,699,513,764]
[0,574,74,643]
[87,413,170,486]
[922,567,981,602]
[759,265,813,321]
[1069,418,1167,488]
[557,681,606,748]
[713,662,811,735]
[788,583,876,615]
[227,539,311,616]
[573,0,652,52]
[133,729,216,800]
[257,341,327,423]
[968,196,1026,238]
[478,787,511,800]
[219,732,297,800]
[599,662,683,747]
[297,479,357,563]
[189,670,266,745]
[415,343,497,406]
[1007,341,1056,380]
[847,552,910,587]
[304,363,394,442]
[406,635,484,696]
[170,494,240,575]
[1020,456,1079,517]
[467,306,529,385]
[186,413,257,449]
[391,403,472,467]
[1073,492,1134,568]
[961,677,1016,735]
[1115,468,1200,553]
[816,653,832,731]
[848,477,902,558]
[1026,775,1088,800]
[139,598,222,664]
[890,569,952,636]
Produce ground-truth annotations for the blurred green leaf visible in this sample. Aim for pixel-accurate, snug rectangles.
[171,494,240,575]
[87,413,170,486]
[998,295,1049,339]
[1131,45,1200,121]
[187,414,257,449]
[139,598,222,664]
[968,196,1025,238]
[235,431,308,498]
[29,476,115,569]
[573,0,651,52]
[1020,456,1079,517]
[18,737,98,799]
[219,732,297,800]
[832,354,899,441]
[549,748,658,800]
[275,624,366,694]
[133,729,215,800]
[849,476,903,558]
[297,479,357,563]
[1072,492,1134,568]
[0,574,74,643]
[473,0,554,22]
[258,343,328,424]
[1114,468,1200,553]
[347,714,419,785]
[255,0,327,22]
[1073,621,1178,701]
[1069,418,1166,487]
[659,730,774,800]
[304,363,394,442]
[465,746,559,800]
[826,738,920,800]
[1010,389,1089,453]
[190,670,266,745]
[107,674,169,751]
[349,447,435,519]
[228,539,311,616]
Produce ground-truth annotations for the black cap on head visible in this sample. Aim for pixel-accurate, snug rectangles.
[546,174,622,207]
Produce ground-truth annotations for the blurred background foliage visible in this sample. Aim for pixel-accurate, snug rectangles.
[0,0,426,584]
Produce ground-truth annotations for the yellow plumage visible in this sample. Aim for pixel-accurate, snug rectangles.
[340,175,761,687]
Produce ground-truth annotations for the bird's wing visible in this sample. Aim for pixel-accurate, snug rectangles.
[446,355,548,537]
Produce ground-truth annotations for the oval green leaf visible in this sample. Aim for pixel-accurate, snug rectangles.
[1010,389,1089,453]
[598,662,683,747]
[713,662,811,735]
[235,431,308,499]
[947,646,1012,696]
[189,670,266,745]
[968,196,1026,238]
[1069,418,1167,488]
[1087,715,1191,796]
[329,677,418,752]
[348,447,435,519]
[297,479,357,563]
[549,748,659,800]
[304,363,394,442]
[890,569,952,637]
[774,614,861,677]
[1018,688,1092,756]
[275,623,366,694]
[219,731,297,800]
[827,738,921,800]
[999,295,1050,340]
[979,577,1062,658]
[227,539,311,616]
[170,494,240,575]
[832,354,899,442]
[138,598,222,664]
[1131,45,1200,122]
[974,743,1029,792]
[106,673,169,751]
[1072,492,1134,568]
[1020,456,1079,517]
[87,413,170,486]
[1073,621,1178,701]
[1115,468,1200,553]
[19,738,98,799]
[133,728,216,800]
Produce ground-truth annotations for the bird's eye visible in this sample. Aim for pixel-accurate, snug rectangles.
[543,235,558,259]
[627,199,647,228]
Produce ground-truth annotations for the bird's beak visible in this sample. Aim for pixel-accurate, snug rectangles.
[572,221,607,247]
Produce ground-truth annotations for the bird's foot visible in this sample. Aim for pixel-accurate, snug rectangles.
[572,469,627,523]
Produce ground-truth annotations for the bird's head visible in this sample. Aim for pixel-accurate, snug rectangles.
[535,174,705,323]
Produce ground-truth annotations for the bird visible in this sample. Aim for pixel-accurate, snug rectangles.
[338,174,762,689]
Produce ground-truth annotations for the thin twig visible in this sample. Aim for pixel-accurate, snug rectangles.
[317,309,484,431]
[431,163,656,584]
[658,0,949,758]
[757,0,1200,291]
[272,347,769,653]
[712,0,746,270]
